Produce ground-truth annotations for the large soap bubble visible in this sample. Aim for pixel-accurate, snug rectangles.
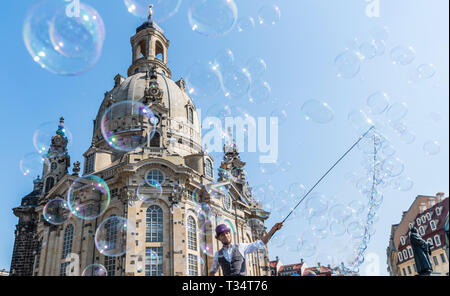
[33,121,72,156]
[43,198,72,225]
[95,217,136,257]
[188,0,238,37]
[101,101,157,152]
[23,0,105,75]
[67,175,110,220]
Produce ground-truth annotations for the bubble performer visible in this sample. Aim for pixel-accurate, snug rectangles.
[209,222,283,276]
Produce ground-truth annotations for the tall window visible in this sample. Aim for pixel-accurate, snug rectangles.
[104,256,116,276]
[188,108,194,124]
[45,177,55,193]
[430,220,437,231]
[105,217,119,251]
[205,159,213,179]
[187,216,197,251]
[440,253,446,263]
[146,247,163,276]
[146,206,163,242]
[62,224,74,259]
[150,132,161,148]
[434,234,441,246]
[188,254,198,276]
[60,262,70,276]
[85,154,95,174]
[407,246,413,257]
[433,256,439,266]
[35,240,42,270]
[407,266,412,274]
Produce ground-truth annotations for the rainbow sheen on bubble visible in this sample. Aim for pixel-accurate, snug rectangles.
[19,152,50,178]
[95,217,136,257]
[188,0,238,37]
[23,0,105,75]
[82,264,108,276]
[67,175,110,220]
[33,121,72,156]
[101,100,156,152]
[43,198,72,225]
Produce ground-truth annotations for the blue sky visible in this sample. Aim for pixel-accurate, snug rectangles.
[0,0,448,275]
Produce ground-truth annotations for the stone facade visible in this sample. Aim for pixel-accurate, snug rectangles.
[11,14,270,276]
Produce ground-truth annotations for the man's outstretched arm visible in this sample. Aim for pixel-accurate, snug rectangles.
[261,222,283,245]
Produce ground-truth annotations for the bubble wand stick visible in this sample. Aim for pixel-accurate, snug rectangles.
[279,125,376,226]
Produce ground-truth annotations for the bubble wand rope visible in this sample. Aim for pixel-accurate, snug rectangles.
[278,125,376,226]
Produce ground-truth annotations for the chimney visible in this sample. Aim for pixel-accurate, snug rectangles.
[419,203,427,214]
[276,256,279,262]
[428,198,436,208]
[317,262,321,267]
[436,192,445,202]
[300,258,304,264]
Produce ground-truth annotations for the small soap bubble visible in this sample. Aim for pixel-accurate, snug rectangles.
[20,153,50,178]
[370,26,390,41]
[33,121,72,156]
[188,0,238,37]
[390,46,416,65]
[348,109,373,134]
[82,264,108,276]
[257,5,281,26]
[222,67,252,99]
[270,107,289,126]
[359,42,377,60]
[214,48,235,71]
[237,16,255,32]
[186,62,221,99]
[381,157,404,177]
[301,100,335,124]
[335,50,361,78]
[392,176,414,191]
[305,193,328,217]
[95,217,136,257]
[124,0,182,22]
[386,102,408,122]
[246,57,267,77]
[367,92,390,115]
[417,64,436,79]
[423,140,440,156]
[249,80,271,104]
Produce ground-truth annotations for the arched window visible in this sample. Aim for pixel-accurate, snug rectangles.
[188,108,194,124]
[205,159,213,179]
[150,132,161,148]
[146,206,163,242]
[145,169,165,184]
[136,40,147,59]
[187,216,197,251]
[44,177,55,193]
[61,224,74,260]
[155,41,164,62]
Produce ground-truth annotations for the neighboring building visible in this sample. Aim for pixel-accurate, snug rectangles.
[0,269,9,276]
[387,193,448,276]
[444,213,449,264]
[278,259,307,276]
[10,11,270,276]
[269,256,283,276]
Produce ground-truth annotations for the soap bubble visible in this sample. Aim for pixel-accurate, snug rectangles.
[214,48,235,71]
[200,243,214,257]
[330,222,347,237]
[222,66,252,99]
[270,107,289,125]
[372,39,386,56]
[347,221,366,239]
[33,121,72,156]
[95,217,136,257]
[417,64,436,79]
[328,204,352,223]
[381,157,404,177]
[348,200,365,216]
[101,101,157,152]
[359,42,377,60]
[335,50,361,78]
[67,175,110,220]
[301,100,334,124]
[399,130,416,144]
[246,57,267,77]
[305,193,329,217]
[309,215,329,232]
[423,140,440,156]
[237,16,255,32]
[185,62,221,99]
[249,80,271,104]
[188,0,238,37]
[258,162,280,175]
[137,180,162,202]
[23,0,105,75]
[392,176,414,191]
[20,153,50,178]
[390,46,416,65]
[81,264,108,276]
[367,92,390,115]
[43,198,71,225]
[124,0,182,22]
[348,109,373,134]
[386,102,408,122]
[257,5,281,26]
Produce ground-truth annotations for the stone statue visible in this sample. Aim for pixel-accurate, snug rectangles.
[409,227,433,275]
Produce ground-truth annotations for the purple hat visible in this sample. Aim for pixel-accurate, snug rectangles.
[215,224,231,236]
